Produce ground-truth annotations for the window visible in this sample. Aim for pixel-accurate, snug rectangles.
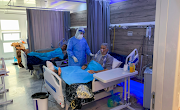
[3,42,14,53]
[0,20,20,54]
[0,20,19,30]
[3,33,20,41]
[2,32,21,53]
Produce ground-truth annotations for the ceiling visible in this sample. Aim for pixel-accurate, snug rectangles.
[0,0,86,13]
[0,0,123,14]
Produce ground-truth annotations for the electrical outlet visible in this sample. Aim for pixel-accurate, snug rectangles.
[127,31,133,36]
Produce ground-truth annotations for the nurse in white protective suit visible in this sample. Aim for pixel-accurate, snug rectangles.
[67,27,94,66]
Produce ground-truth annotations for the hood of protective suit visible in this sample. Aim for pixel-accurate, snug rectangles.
[75,27,85,39]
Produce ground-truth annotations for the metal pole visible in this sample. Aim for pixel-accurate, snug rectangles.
[124,78,127,104]
[128,77,130,103]
[139,54,143,80]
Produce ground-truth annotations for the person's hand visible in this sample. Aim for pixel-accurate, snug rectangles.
[51,58,56,61]
[90,53,94,57]
[72,56,78,62]
[81,65,87,70]
[87,70,95,74]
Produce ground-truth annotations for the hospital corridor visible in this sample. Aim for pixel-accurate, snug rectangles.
[0,0,180,110]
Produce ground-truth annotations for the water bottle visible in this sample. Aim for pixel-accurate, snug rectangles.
[51,43,54,48]
[0,58,6,71]
[0,59,2,70]
[14,57,17,63]
[128,61,131,70]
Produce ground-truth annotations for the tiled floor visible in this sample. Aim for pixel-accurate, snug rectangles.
[0,60,144,110]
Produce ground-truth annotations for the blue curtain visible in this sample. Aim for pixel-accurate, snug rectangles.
[64,11,71,41]
[26,9,70,52]
[86,0,111,54]
[27,9,35,52]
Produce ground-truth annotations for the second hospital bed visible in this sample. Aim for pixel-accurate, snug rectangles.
[43,49,139,109]
[21,49,68,79]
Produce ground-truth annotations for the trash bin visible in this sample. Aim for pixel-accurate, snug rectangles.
[143,67,152,109]
[31,92,49,110]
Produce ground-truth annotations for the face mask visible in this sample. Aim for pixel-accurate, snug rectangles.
[101,49,103,53]
[77,34,83,40]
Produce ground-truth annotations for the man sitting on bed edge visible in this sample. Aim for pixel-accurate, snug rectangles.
[46,43,113,76]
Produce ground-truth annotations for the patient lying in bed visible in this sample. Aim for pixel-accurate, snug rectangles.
[47,43,114,75]
[28,44,67,61]
[46,60,106,85]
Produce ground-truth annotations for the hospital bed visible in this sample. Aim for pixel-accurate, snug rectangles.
[21,50,42,78]
[21,50,28,70]
[43,49,139,110]
[21,49,68,79]
[21,39,67,71]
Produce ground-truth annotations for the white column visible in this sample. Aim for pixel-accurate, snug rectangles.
[151,0,180,110]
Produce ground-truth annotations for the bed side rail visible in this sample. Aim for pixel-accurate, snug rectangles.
[125,49,139,65]
[21,50,27,69]
[43,66,65,107]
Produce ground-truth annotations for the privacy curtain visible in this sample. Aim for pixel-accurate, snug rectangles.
[27,9,70,52]
[64,11,71,41]
[86,0,111,54]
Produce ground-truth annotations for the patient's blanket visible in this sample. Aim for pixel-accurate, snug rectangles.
[57,60,104,85]
[61,66,94,85]
[28,48,64,60]
[66,83,94,109]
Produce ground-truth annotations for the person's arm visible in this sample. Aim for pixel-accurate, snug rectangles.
[104,55,113,70]
[88,69,108,74]
[88,55,113,74]
[85,40,91,56]
[67,39,75,57]
[63,53,68,60]
[51,57,59,60]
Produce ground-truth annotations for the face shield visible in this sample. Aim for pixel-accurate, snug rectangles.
[75,27,85,40]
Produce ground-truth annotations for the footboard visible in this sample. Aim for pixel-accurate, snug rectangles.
[21,50,27,69]
[43,66,65,108]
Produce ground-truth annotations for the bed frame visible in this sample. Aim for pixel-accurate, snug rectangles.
[21,50,68,79]
[43,49,139,109]
[43,66,124,109]
[21,50,28,70]
[21,50,45,78]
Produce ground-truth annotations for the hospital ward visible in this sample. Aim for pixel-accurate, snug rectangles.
[0,0,180,110]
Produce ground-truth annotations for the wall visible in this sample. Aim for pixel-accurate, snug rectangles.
[110,0,156,24]
[151,0,180,109]
[70,0,156,72]
[111,28,154,71]
[70,10,87,27]
[110,0,156,72]
[0,12,27,59]
[70,0,156,26]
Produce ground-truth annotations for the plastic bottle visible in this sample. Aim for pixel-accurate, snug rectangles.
[0,59,2,70]
[14,57,17,63]
[133,63,135,72]
[51,43,54,48]
[1,58,6,71]
[128,61,131,70]
[129,62,134,73]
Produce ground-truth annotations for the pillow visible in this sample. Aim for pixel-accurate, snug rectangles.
[85,60,104,71]
[112,58,122,69]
